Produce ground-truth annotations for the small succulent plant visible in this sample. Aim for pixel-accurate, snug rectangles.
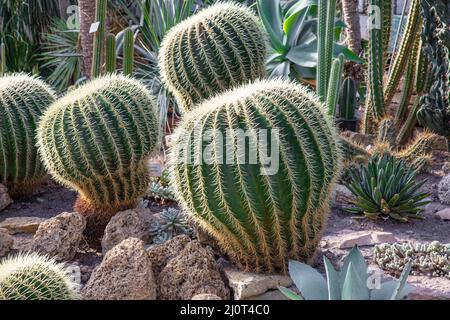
[146,169,176,203]
[0,252,79,300]
[374,241,450,279]
[150,208,193,244]
[345,154,430,222]
[280,246,414,300]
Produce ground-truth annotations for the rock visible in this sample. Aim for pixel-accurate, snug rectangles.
[191,294,223,300]
[158,241,230,300]
[247,289,290,300]
[30,212,86,261]
[146,234,191,277]
[407,287,450,300]
[83,238,156,300]
[102,208,157,254]
[334,184,356,204]
[0,228,13,257]
[435,208,450,221]
[0,184,12,211]
[443,162,450,175]
[438,175,450,205]
[224,268,293,300]
[325,230,397,249]
[0,217,46,234]
[424,202,448,214]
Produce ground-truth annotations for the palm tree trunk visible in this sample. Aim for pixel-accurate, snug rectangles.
[342,0,362,54]
[78,0,96,78]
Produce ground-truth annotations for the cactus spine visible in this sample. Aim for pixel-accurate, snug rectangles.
[382,0,392,69]
[123,28,134,76]
[317,0,337,102]
[0,74,56,198]
[327,54,345,116]
[384,0,422,107]
[169,79,342,273]
[0,43,5,76]
[0,252,79,300]
[339,77,357,120]
[159,3,267,112]
[37,75,159,237]
[105,34,116,73]
[91,0,107,79]
[367,0,385,120]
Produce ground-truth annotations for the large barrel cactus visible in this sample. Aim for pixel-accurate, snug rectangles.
[0,252,79,300]
[37,75,159,236]
[0,74,56,198]
[159,2,267,112]
[169,80,342,273]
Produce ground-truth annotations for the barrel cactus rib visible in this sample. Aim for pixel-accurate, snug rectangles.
[159,2,267,112]
[0,74,56,197]
[169,79,341,272]
[37,75,159,236]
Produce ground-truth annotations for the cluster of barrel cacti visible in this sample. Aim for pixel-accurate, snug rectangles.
[0,252,79,300]
[161,2,342,272]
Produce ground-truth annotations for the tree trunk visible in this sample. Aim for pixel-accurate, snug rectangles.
[78,0,96,78]
[58,0,70,19]
[342,0,362,54]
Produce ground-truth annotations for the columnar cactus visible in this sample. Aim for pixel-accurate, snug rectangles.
[338,77,357,120]
[377,117,396,148]
[37,75,159,236]
[169,79,342,273]
[91,0,107,78]
[0,74,56,198]
[159,2,267,112]
[0,43,5,76]
[0,252,79,300]
[105,34,116,74]
[123,28,134,76]
[327,54,344,116]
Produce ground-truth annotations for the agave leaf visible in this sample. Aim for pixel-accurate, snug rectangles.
[323,256,340,300]
[369,280,415,300]
[341,263,370,300]
[391,262,413,300]
[288,260,328,300]
[279,286,303,300]
[341,246,369,285]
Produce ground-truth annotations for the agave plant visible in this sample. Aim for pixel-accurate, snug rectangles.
[150,208,193,244]
[345,155,430,222]
[257,0,362,81]
[280,246,414,300]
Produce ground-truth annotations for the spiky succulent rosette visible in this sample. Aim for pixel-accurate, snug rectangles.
[37,75,159,236]
[169,79,342,273]
[0,74,56,198]
[159,2,267,112]
[0,252,79,300]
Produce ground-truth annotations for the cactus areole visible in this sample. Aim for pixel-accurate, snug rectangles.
[0,74,56,198]
[169,80,342,273]
[159,2,267,112]
[37,75,159,238]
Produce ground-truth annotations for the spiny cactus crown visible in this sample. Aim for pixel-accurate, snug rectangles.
[159,2,267,112]
[169,79,342,273]
[0,252,79,300]
[0,73,56,197]
[37,75,159,213]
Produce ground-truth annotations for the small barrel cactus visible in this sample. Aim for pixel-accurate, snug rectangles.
[159,2,267,112]
[0,252,79,300]
[169,79,342,273]
[0,74,56,198]
[37,75,159,236]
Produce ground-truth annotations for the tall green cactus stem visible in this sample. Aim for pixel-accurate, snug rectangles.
[417,3,450,151]
[395,33,420,127]
[384,0,422,107]
[382,0,392,69]
[169,79,342,273]
[0,43,6,76]
[159,2,267,112]
[0,74,56,198]
[91,0,107,79]
[377,117,396,148]
[317,0,336,102]
[327,54,344,116]
[396,97,420,145]
[415,40,428,95]
[123,28,134,76]
[339,77,357,120]
[37,75,159,238]
[0,252,79,300]
[105,34,116,74]
[367,0,385,119]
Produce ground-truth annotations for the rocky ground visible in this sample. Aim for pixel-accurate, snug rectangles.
[0,149,449,300]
